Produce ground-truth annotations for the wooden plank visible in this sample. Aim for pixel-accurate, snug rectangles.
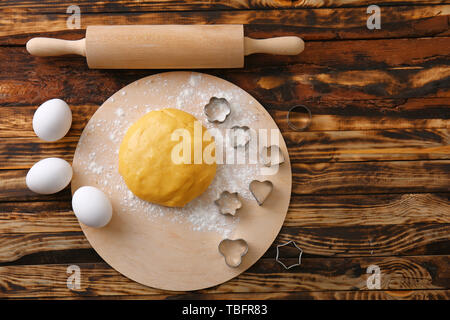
[2,234,449,266]
[1,101,448,139]
[1,5,449,44]
[1,38,449,105]
[248,64,450,104]
[42,290,450,300]
[1,0,447,13]
[0,194,447,264]
[249,37,450,69]
[0,137,77,169]
[0,255,448,298]
[0,105,95,138]
[286,129,450,162]
[0,201,79,233]
[2,98,448,136]
[0,233,90,263]
[2,160,449,200]
[0,170,72,202]
[3,36,449,75]
[292,160,450,195]
[1,160,448,202]
[1,193,448,233]
[274,224,450,257]
[0,129,448,169]
[285,193,450,227]
[270,98,450,132]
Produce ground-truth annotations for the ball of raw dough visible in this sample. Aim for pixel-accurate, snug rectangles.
[118,108,216,207]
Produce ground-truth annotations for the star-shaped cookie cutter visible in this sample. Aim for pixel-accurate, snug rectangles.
[275,240,303,269]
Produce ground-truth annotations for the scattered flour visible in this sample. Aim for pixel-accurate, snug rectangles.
[79,73,264,237]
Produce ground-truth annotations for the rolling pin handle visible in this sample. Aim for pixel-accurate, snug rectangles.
[26,37,87,57]
[244,36,304,56]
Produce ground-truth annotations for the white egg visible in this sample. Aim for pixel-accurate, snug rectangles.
[72,186,112,228]
[26,158,73,194]
[33,98,72,141]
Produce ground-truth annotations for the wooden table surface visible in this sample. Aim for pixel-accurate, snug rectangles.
[0,0,449,300]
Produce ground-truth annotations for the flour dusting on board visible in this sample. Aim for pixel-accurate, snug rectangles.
[77,73,265,237]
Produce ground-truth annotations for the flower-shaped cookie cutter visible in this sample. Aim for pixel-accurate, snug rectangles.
[287,105,312,131]
[218,238,248,268]
[276,240,303,270]
[249,180,273,206]
[204,97,231,123]
[214,191,242,216]
[260,145,285,167]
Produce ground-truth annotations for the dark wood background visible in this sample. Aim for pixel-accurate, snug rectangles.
[0,0,449,299]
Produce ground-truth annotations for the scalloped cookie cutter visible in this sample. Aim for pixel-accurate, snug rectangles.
[218,238,248,268]
[287,105,312,131]
[249,180,273,206]
[214,191,242,216]
[204,97,231,123]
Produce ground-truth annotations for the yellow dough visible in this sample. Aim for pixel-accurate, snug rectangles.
[118,108,216,207]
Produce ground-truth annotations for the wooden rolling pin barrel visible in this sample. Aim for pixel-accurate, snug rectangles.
[26,25,304,69]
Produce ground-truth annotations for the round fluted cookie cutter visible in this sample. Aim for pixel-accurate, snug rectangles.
[287,105,312,131]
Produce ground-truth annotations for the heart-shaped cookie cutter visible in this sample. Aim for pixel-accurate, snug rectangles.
[249,180,274,206]
[218,238,249,268]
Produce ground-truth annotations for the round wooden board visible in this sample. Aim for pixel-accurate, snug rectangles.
[71,71,292,291]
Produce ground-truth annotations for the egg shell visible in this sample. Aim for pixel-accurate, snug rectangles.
[72,186,112,228]
[33,98,72,141]
[26,158,73,194]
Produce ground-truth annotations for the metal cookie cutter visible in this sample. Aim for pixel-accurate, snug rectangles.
[249,180,273,206]
[204,97,231,123]
[276,240,303,270]
[230,125,251,148]
[214,191,242,216]
[218,238,248,268]
[287,105,312,131]
[260,145,285,167]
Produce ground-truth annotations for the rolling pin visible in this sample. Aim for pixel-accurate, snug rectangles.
[26,25,304,69]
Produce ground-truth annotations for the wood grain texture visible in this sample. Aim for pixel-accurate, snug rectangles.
[1,194,448,232]
[0,170,72,202]
[1,160,448,202]
[1,129,449,168]
[43,290,450,300]
[0,0,449,299]
[0,233,90,263]
[1,5,449,45]
[2,98,448,136]
[0,197,448,264]
[1,37,449,106]
[292,160,450,195]
[0,201,80,233]
[275,224,450,257]
[285,193,450,227]
[0,255,448,298]
[1,0,447,13]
